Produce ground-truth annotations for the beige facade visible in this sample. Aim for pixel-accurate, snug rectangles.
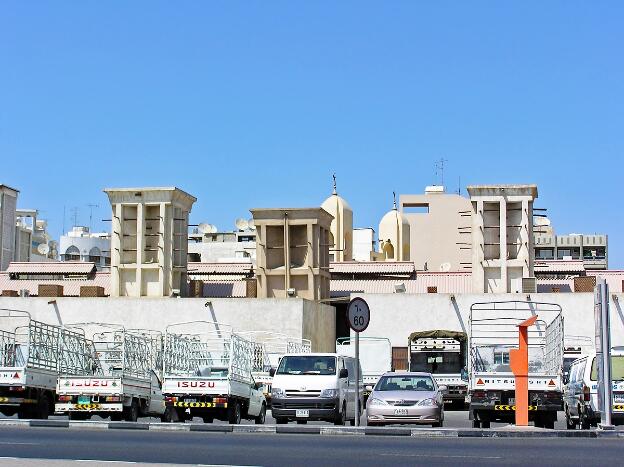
[399,187,472,271]
[105,187,196,297]
[0,185,18,271]
[251,207,333,301]
[320,180,353,262]
[468,185,537,293]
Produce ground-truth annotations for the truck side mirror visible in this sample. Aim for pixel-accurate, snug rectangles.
[339,368,348,379]
[269,368,276,377]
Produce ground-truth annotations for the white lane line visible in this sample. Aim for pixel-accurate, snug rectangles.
[0,442,40,446]
[380,453,502,460]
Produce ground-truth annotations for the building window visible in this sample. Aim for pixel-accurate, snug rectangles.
[63,245,80,262]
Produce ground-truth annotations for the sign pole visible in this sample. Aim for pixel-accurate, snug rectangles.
[594,278,613,429]
[347,297,370,429]
[355,331,360,426]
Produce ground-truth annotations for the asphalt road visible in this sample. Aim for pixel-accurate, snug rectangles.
[0,426,622,467]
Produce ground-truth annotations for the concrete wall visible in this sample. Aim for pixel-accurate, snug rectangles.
[0,297,336,352]
[350,293,624,349]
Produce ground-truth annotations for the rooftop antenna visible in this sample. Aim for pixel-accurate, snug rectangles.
[62,205,66,235]
[332,173,337,195]
[70,207,79,228]
[87,203,99,232]
[457,175,461,195]
[435,158,448,186]
[392,191,397,210]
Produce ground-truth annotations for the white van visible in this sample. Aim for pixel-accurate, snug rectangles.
[270,353,363,425]
[563,350,624,429]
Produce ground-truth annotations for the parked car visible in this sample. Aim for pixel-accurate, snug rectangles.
[563,350,624,429]
[366,372,445,427]
[270,353,363,425]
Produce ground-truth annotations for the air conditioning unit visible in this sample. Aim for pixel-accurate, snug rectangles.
[522,277,536,294]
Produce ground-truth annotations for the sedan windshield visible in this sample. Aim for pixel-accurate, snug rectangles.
[276,356,336,375]
[376,375,435,391]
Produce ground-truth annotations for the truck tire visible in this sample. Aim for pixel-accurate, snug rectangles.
[472,419,481,428]
[161,406,176,423]
[228,401,241,424]
[123,399,139,422]
[254,404,266,424]
[35,396,50,420]
[481,419,491,429]
[334,403,346,426]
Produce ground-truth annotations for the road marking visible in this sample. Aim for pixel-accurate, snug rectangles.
[380,453,502,460]
[0,442,40,446]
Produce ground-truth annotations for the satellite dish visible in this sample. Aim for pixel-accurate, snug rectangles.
[208,224,217,233]
[440,262,451,272]
[37,244,50,255]
[198,223,211,234]
[248,219,256,230]
[235,218,249,231]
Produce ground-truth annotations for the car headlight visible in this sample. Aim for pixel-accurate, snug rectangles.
[369,397,388,406]
[320,389,338,398]
[271,388,285,398]
[417,398,436,407]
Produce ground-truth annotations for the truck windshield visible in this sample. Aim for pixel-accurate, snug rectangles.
[410,352,462,374]
[591,356,624,381]
[276,356,336,375]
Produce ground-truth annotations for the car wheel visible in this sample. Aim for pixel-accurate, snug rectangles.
[255,404,266,425]
[432,419,443,428]
[334,403,346,426]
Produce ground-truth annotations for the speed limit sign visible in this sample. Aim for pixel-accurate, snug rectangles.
[347,297,370,332]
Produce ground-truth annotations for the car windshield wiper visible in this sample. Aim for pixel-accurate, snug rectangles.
[302,371,321,374]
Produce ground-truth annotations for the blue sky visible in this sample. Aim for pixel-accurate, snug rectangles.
[1,2,623,266]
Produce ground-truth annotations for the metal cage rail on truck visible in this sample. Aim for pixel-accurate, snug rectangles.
[55,323,165,422]
[0,309,92,419]
[468,301,564,429]
[162,321,266,424]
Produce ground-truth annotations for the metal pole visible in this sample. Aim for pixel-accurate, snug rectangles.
[355,331,360,427]
[596,279,613,427]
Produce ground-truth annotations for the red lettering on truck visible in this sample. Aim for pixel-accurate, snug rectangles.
[176,381,215,388]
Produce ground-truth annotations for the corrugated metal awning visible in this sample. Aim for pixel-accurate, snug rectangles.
[6,262,97,275]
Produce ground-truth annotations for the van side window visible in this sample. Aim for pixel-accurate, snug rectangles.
[345,359,355,382]
[569,363,578,383]
[576,360,586,381]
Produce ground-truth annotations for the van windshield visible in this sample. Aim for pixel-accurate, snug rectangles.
[276,356,336,375]
[591,356,624,381]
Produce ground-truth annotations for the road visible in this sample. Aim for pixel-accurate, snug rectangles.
[0,425,622,467]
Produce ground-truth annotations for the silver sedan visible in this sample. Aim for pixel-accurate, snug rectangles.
[366,372,445,427]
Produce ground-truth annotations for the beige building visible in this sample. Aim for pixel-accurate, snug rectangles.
[251,207,333,301]
[0,185,18,271]
[468,184,537,293]
[399,186,471,271]
[105,187,196,297]
[320,178,353,262]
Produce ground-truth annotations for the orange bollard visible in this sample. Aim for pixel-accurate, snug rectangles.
[509,315,538,426]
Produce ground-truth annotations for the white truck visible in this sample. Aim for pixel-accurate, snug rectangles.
[0,310,92,419]
[55,324,165,422]
[468,301,564,429]
[162,321,266,424]
[408,331,468,408]
[336,337,391,405]
[242,331,311,406]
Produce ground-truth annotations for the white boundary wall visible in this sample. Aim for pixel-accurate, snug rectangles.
[0,297,336,353]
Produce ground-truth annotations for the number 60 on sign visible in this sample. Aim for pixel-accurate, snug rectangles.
[347,297,370,332]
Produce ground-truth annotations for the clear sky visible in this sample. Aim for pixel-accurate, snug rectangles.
[1,2,623,267]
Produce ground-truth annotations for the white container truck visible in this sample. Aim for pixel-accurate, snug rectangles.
[408,331,468,408]
[0,310,92,419]
[55,324,165,421]
[162,321,266,424]
[336,336,391,404]
[468,301,564,428]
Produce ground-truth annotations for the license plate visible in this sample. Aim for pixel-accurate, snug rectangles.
[509,398,515,405]
[295,410,309,418]
[614,394,624,403]
[394,408,408,416]
[78,396,91,404]
[184,398,197,403]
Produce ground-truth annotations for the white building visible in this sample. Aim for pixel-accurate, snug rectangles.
[188,226,256,263]
[60,226,111,270]
[15,209,58,262]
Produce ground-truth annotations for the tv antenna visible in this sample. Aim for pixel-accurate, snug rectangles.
[435,158,448,186]
[87,204,99,232]
[70,207,79,228]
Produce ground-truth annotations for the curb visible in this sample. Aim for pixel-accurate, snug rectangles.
[0,419,618,438]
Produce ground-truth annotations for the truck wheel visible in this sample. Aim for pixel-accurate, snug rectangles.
[544,418,555,429]
[228,401,241,424]
[254,404,266,425]
[580,413,591,430]
[160,406,176,423]
[334,403,346,426]
[35,396,50,420]
[472,419,481,428]
[481,419,491,429]
[123,399,139,422]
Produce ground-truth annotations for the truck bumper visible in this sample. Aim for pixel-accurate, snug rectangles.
[0,397,37,406]
[271,396,339,421]
[55,403,123,412]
